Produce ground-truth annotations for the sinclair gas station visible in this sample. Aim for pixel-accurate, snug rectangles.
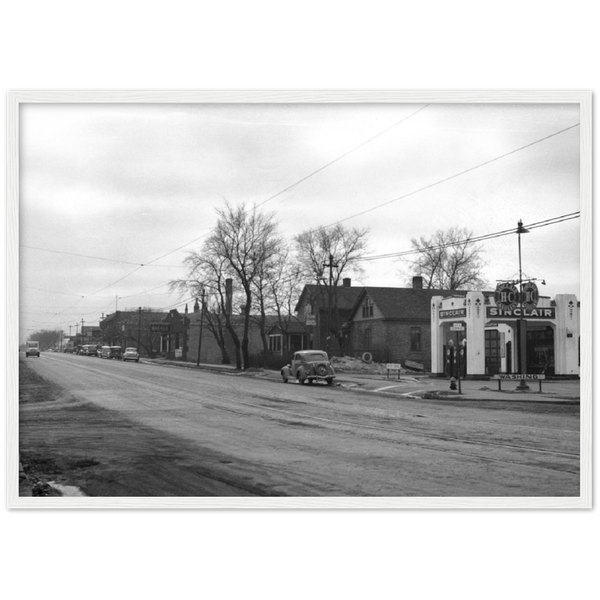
[430,289,580,380]
[430,220,580,383]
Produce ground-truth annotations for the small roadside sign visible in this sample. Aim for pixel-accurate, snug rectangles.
[450,323,465,331]
[386,363,402,380]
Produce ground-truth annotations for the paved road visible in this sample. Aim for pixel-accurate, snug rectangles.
[24,353,580,497]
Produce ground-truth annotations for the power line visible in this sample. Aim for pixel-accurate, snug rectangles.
[256,104,430,209]
[20,244,182,267]
[356,212,580,262]
[327,123,580,228]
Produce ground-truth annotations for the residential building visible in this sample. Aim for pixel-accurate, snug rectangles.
[346,277,467,370]
[295,278,363,355]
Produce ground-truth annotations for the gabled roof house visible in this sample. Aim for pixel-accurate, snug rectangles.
[346,279,467,370]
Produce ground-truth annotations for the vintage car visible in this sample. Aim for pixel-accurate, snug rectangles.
[98,346,123,359]
[281,350,335,386]
[122,347,140,362]
[25,341,40,358]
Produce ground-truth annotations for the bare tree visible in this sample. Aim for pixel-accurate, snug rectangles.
[294,224,369,286]
[251,248,304,355]
[294,224,369,354]
[170,256,234,365]
[174,202,282,370]
[403,227,488,290]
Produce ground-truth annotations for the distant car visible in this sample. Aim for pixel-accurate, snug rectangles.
[25,341,40,358]
[108,346,123,360]
[281,350,335,386]
[97,346,111,359]
[98,346,122,359]
[122,347,140,362]
[81,345,98,357]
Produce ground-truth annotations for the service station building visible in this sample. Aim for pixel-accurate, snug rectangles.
[430,291,580,378]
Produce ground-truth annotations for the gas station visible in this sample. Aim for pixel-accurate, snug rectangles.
[430,290,580,379]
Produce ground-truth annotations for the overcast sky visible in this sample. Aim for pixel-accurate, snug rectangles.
[19,101,581,342]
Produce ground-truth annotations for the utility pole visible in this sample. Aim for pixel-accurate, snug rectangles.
[516,219,530,390]
[81,318,85,344]
[196,289,206,367]
[322,253,338,355]
[137,307,142,352]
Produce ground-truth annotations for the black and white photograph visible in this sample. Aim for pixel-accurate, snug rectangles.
[9,92,591,507]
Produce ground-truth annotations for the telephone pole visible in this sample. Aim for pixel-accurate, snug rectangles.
[322,253,338,354]
[196,289,206,367]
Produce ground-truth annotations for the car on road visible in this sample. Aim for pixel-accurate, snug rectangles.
[77,345,97,356]
[281,350,335,386]
[98,346,123,360]
[97,346,111,359]
[123,347,140,362]
[25,341,40,358]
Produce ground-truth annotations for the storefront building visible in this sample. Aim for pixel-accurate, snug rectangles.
[430,291,580,378]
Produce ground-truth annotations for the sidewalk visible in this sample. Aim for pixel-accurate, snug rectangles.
[335,372,580,403]
[142,358,580,404]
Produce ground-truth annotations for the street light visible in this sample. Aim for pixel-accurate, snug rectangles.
[516,219,530,390]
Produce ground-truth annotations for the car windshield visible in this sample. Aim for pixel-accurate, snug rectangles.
[306,352,328,361]
[125,348,137,352]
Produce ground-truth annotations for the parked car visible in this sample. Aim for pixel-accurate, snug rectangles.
[122,347,140,362]
[84,345,98,357]
[97,346,111,359]
[108,346,123,360]
[98,346,122,359]
[281,350,335,386]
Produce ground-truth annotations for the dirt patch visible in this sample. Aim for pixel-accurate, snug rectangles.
[19,359,259,497]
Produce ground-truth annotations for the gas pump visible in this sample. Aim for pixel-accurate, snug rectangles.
[447,323,466,393]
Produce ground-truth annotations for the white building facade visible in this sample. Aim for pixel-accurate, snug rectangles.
[430,292,580,378]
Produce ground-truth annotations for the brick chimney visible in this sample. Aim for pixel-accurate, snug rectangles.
[412,276,423,289]
[343,278,351,287]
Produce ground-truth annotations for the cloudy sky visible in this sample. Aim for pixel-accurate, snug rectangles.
[19,101,581,342]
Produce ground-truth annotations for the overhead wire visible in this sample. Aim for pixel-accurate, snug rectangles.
[23,113,578,331]
[325,123,580,229]
[355,212,580,262]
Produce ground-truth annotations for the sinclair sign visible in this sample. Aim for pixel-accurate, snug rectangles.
[487,306,556,319]
[494,281,540,312]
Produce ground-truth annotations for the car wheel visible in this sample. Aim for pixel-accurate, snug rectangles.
[326,377,334,386]
[136,358,139,362]
[315,363,329,377]
[307,379,313,385]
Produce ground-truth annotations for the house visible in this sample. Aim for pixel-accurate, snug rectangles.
[346,277,467,371]
[266,316,309,358]
[295,278,363,355]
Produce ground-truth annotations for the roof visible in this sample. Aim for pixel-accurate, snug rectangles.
[349,287,470,321]
[266,317,308,335]
[295,284,363,312]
